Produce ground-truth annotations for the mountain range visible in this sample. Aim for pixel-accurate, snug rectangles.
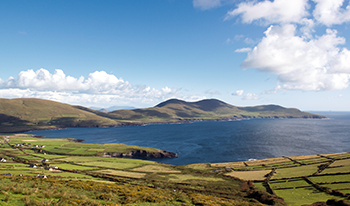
[0,98,325,132]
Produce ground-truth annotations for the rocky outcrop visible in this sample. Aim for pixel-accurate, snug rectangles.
[103,150,177,158]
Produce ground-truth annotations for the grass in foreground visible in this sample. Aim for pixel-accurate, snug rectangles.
[0,134,285,205]
[4,134,350,205]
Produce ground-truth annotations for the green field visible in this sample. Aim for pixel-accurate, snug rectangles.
[1,134,350,205]
[215,153,350,205]
[272,164,321,179]
[1,134,281,205]
[6,134,169,158]
[309,174,350,183]
[274,187,342,206]
[270,179,310,189]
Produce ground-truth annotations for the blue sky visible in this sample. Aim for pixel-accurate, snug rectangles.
[1,0,350,111]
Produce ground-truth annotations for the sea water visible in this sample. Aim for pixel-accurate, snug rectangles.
[25,112,350,166]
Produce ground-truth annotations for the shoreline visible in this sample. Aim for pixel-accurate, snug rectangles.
[1,115,327,134]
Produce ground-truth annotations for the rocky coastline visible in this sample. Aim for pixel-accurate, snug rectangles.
[103,150,177,158]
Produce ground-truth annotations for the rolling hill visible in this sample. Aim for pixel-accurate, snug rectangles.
[0,98,119,132]
[108,98,325,121]
[0,98,325,132]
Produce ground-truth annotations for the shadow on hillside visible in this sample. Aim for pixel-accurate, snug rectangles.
[0,114,30,124]
[133,109,171,118]
[51,117,112,127]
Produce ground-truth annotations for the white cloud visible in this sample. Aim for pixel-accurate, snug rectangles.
[235,47,252,53]
[242,93,259,100]
[313,0,350,26]
[299,18,315,38]
[232,90,244,96]
[224,0,350,95]
[193,0,222,10]
[0,69,201,107]
[241,24,350,91]
[161,86,172,93]
[225,0,309,24]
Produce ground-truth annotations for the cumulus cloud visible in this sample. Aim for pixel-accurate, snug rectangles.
[232,90,244,96]
[2,69,131,94]
[213,0,350,94]
[0,69,202,107]
[313,0,350,26]
[225,0,309,24]
[241,24,350,91]
[193,0,222,10]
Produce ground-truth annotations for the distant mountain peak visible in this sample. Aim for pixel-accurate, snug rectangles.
[155,99,188,107]
[191,99,234,111]
[155,98,236,112]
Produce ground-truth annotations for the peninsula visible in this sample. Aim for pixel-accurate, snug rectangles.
[0,98,325,133]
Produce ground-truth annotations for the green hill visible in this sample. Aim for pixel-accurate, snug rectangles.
[108,98,325,122]
[0,98,119,132]
[0,98,325,133]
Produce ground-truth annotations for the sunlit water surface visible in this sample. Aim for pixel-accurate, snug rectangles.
[25,112,350,165]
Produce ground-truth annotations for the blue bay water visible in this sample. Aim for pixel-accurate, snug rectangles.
[25,112,350,166]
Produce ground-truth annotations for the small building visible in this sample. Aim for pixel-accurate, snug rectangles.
[0,158,6,162]
[3,173,12,176]
[29,164,37,168]
[45,166,58,171]
[36,174,47,178]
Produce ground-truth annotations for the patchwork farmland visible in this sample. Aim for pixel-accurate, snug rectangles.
[1,134,350,205]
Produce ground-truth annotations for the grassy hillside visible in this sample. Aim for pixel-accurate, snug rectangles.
[108,98,325,122]
[0,134,284,205]
[0,98,325,133]
[0,98,119,132]
[1,134,349,205]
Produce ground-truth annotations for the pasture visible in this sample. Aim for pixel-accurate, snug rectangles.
[215,152,350,205]
[1,134,350,205]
